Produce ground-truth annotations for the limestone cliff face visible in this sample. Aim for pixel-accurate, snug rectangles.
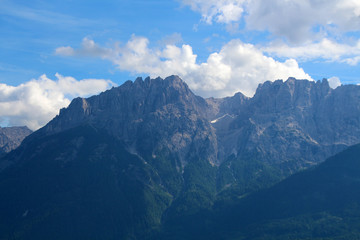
[36,75,218,167]
[28,76,360,172]
[211,78,360,172]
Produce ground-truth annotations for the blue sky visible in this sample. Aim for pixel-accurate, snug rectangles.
[1,0,360,129]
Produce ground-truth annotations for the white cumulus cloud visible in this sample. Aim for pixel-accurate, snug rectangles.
[56,36,312,97]
[181,0,360,43]
[263,38,360,64]
[246,0,360,43]
[0,74,115,130]
[55,38,114,58]
[181,0,247,24]
[180,0,360,68]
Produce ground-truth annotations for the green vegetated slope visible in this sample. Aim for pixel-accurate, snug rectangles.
[0,125,173,240]
[1,125,360,240]
[161,144,360,240]
[0,124,283,240]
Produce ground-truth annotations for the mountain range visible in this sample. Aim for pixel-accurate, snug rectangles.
[209,77,360,172]
[0,75,360,239]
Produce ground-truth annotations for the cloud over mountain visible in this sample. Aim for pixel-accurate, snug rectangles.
[0,74,114,130]
[56,36,311,97]
[180,0,360,71]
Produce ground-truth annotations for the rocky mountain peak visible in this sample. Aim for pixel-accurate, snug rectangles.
[36,75,217,167]
[23,75,360,173]
[210,77,360,172]
[44,75,200,132]
[250,78,332,113]
[126,75,189,92]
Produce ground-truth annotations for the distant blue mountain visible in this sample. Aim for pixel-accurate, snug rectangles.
[0,126,32,155]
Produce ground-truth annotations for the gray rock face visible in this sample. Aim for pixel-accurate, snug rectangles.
[37,75,218,167]
[211,77,360,172]
[32,75,360,173]
[0,126,32,154]
[206,92,249,120]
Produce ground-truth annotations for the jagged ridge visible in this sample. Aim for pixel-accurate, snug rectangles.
[209,77,360,172]
[1,75,360,239]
